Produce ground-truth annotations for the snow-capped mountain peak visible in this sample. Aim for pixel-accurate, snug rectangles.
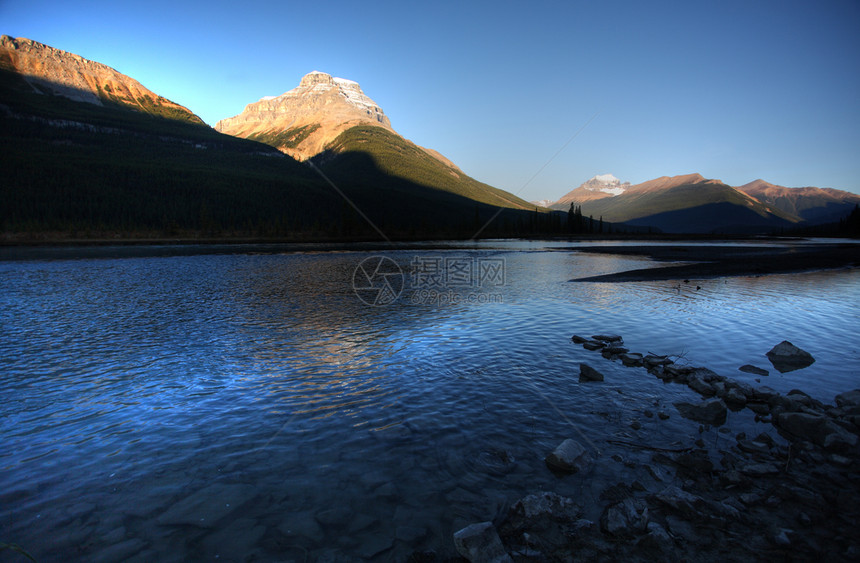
[583,174,629,196]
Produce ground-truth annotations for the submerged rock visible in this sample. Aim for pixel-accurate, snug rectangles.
[156,483,255,528]
[674,398,728,426]
[453,522,512,563]
[739,364,769,376]
[583,340,605,351]
[766,341,815,373]
[545,439,593,473]
[579,363,604,382]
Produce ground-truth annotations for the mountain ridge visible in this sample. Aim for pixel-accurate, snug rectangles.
[550,172,858,233]
[0,35,204,124]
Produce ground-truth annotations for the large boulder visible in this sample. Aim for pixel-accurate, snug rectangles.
[766,341,815,373]
[776,412,858,451]
[545,439,593,473]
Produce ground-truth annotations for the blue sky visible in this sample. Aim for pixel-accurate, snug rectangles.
[3,0,859,199]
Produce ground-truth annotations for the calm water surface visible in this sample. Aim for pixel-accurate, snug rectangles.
[1,240,858,561]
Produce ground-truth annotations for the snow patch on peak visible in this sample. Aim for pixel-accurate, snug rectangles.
[592,173,620,184]
[594,186,626,196]
[333,77,359,87]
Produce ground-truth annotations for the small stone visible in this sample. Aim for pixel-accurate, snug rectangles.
[546,439,593,473]
[740,462,781,476]
[453,522,512,563]
[643,409,654,418]
[630,420,642,430]
[571,335,588,344]
[583,340,605,351]
[657,411,669,420]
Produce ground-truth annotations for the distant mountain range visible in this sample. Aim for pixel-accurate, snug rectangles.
[1,35,857,239]
[549,173,860,233]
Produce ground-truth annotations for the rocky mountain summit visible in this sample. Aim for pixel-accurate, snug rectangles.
[555,174,633,207]
[0,35,203,124]
[216,71,394,161]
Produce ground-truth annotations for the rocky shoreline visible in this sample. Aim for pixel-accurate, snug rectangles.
[450,333,860,562]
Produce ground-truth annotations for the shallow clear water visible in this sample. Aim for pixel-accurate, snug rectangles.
[1,240,858,561]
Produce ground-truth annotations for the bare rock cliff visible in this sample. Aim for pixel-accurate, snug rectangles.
[0,35,203,123]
